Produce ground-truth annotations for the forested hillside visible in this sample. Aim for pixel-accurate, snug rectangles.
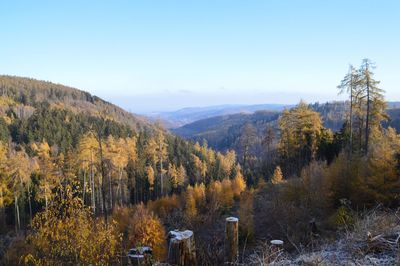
[1,60,400,265]
[172,102,348,150]
[0,76,151,131]
[0,76,247,264]
[173,110,280,148]
[174,100,400,157]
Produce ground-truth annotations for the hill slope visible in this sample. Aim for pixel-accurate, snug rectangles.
[0,75,151,131]
[173,101,400,152]
[173,110,279,150]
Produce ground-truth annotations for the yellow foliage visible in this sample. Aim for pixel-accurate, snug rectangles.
[113,206,134,236]
[124,137,138,162]
[31,141,59,207]
[352,128,400,207]
[194,142,201,152]
[0,96,16,106]
[192,154,207,183]
[208,180,222,204]
[168,163,178,189]
[77,132,99,170]
[184,185,198,221]
[146,166,155,191]
[1,115,12,125]
[127,204,166,260]
[0,177,12,208]
[5,149,34,195]
[232,165,246,196]
[50,101,67,111]
[193,183,206,204]
[177,164,186,187]
[217,150,236,178]
[271,166,284,185]
[145,138,158,164]
[208,179,234,211]
[145,132,168,166]
[147,195,179,219]
[221,178,234,209]
[27,184,121,265]
[0,142,10,208]
[278,102,324,161]
[105,135,128,169]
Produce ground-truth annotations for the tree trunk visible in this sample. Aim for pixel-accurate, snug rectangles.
[359,116,363,152]
[118,167,123,206]
[92,171,96,213]
[45,192,48,211]
[225,217,239,264]
[108,172,113,211]
[364,62,370,155]
[83,169,86,205]
[0,188,5,230]
[349,82,353,154]
[97,135,108,224]
[365,77,370,155]
[27,183,32,222]
[15,195,20,234]
[160,158,163,197]
[90,152,96,214]
[168,230,197,266]
[98,177,104,214]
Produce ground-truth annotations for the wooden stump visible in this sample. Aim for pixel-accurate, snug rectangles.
[128,247,152,266]
[129,254,144,266]
[167,230,197,266]
[225,217,239,265]
[270,239,284,254]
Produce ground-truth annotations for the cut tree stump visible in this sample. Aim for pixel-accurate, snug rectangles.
[127,247,152,266]
[129,254,144,266]
[167,230,197,266]
[225,217,239,265]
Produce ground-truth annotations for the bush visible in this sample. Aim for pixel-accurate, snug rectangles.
[127,204,166,260]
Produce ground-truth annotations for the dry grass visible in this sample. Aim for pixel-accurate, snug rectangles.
[245,241,291,265]
[244,208,400,265]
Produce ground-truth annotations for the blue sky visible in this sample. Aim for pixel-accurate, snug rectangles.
[1,1,399,113]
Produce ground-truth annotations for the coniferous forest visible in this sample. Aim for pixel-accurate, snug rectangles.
[0,58,399,265]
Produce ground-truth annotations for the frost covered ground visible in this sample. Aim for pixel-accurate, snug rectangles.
[246,210,400,266]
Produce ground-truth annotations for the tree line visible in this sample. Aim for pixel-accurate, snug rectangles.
[0,101,244,235]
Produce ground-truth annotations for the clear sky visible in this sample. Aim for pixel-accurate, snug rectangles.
[1,1,399,113]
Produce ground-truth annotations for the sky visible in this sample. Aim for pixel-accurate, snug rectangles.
[1,1,400,113]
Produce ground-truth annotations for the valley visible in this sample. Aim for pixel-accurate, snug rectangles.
[1,64,399,265]
[2,2,400,264]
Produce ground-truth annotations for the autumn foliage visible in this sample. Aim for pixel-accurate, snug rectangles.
[25,183,121,265]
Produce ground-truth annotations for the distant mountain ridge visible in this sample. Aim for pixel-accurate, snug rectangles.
[387,101,400,109]
[0,75,151,131]
[173,101,400,152]
[147,103,293,128]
